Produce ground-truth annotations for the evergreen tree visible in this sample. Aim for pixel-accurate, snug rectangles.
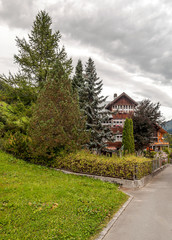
[122,118,130,153]
[29,60,88,164]
[72,59,85,109]
[122,118,135,154]
[82,58,113,152]
[14,10,72,88]
[129,119,135,153]
[0,10,72,104]
[72,59,84,91]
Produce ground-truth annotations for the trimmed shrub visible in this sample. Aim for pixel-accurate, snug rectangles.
[54,150,152,180]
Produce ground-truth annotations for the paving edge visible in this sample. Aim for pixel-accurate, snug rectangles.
[94,192,133,240]
[54,164,170,189]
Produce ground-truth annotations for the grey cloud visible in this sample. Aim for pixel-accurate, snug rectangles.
[134,87,172,109]
[48,0,172,84]
[2,0,172,85]
[0,0,35,29]
[0,0,172,115]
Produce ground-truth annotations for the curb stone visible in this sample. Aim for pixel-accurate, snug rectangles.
[54,164,169,189]
[94,192,133,240]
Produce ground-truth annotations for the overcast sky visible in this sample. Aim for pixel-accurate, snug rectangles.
[0,0,172,120]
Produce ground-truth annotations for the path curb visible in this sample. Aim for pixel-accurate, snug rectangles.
[54,164,169,189]
[95,192,133,240]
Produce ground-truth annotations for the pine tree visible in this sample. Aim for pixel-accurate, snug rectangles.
[14,10,72,88]
[82,58,114,152]
[29,60,88,164]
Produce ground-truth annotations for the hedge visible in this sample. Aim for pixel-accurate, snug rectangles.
[54,150,152,180]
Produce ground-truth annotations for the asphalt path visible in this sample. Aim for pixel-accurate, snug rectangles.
[103,165,172,240]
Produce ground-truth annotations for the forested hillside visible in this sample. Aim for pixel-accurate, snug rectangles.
[163,119,172,134]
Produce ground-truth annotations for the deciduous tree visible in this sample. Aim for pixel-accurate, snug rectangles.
[133,99,163,151]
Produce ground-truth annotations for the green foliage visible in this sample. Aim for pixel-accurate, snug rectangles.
[0,11,75,161]
[29,61,88,164]
[122,118,135,154]
[133,99,163,151]
[14,10,72,87]
[169,151,172,159]
[55,150,152,180]
[143,150,156,159]
[0,73,37,105]
[72,59,84,92]
[2,132,31,159]
[164,133,172,148]
[0,101,31,137]
[0,150,127,240]
[81,58,114,152]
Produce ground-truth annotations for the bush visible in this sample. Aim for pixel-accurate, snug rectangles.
[2,131,31,160]
[143,150,156,159]
[169,152,172,159]
[163,147,169,154]
[54,150,152,180]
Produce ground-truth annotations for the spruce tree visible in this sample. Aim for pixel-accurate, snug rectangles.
[14,10,72,88]
[29,60,88,164]
[72,59,85,109]
[82,58,113,152]
[72,59,84,91]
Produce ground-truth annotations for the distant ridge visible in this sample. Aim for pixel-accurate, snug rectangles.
[163,119,172,134]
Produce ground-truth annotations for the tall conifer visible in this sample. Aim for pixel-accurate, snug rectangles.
[82,58,113,152]
[122,118,135,154]
[14,10,72,88]
[72,59,85,109]
[29,61,88,163]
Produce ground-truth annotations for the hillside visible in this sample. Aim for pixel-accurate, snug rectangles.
[0,151,127,240]
[163,119,172,134]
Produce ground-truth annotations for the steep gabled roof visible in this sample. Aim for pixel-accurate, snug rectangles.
[106,92,138,109]
[154,123,168,134]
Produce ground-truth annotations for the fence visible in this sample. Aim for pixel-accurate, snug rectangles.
[133,159,165,180]
[169,158,172,164]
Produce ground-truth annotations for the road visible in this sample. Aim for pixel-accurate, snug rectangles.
[103,165,172,240]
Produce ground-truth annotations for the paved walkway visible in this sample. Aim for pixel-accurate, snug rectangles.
[103,165,172,240]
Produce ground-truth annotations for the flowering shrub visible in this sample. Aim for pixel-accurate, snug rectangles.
[54,150,152,180]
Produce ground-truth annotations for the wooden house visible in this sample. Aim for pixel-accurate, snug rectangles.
[149,124,169,151]
[104,92,169,151]
[105,92,137,151]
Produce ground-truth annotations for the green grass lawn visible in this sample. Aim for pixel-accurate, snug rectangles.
[0,151,128,240]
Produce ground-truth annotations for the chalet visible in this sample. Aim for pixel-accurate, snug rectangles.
[104,92,169,151]
[149,124,169,151]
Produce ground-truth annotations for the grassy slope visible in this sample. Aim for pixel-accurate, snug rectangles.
[0,151,128,240]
